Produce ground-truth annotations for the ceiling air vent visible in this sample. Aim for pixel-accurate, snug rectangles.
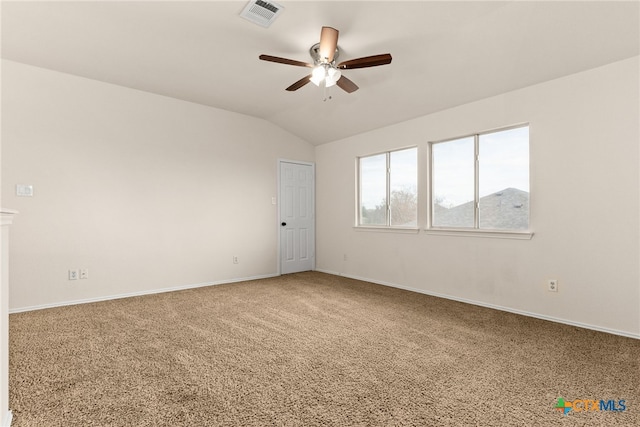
[240,0,284,28]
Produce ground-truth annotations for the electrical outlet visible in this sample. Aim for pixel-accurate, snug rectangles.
[69,270,79,280]
[79,269,89,279]
[548,279,558,292]
[233,256,239,264]
[343,254,348,261]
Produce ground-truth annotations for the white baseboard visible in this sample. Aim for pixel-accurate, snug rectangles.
[315,268,640,340]
[2,410,12,427]
[9,274,279,314]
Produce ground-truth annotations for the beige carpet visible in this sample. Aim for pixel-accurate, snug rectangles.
[9,272,640,426]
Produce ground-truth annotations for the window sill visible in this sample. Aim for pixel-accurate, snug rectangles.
[424,228,534,240]
[354,226,420,234]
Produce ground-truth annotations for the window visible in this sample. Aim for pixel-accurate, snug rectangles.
[430,125,529,231]
[358,147,417,227]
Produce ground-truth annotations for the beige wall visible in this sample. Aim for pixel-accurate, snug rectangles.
[1,60,315,311]
[316,57,640,337]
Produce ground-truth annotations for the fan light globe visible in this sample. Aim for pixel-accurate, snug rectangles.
[310,66,326,86]
[326,67,341,86]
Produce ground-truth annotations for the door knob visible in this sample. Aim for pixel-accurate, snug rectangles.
[281,222,287,226]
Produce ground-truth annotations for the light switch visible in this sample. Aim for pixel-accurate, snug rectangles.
[16,184,34,197]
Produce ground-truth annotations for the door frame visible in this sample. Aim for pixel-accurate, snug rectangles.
[277,159,316,275]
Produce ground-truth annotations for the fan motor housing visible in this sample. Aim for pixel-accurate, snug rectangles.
[310,43,339,65]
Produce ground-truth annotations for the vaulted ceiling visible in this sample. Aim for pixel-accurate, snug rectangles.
[2,1,638,145]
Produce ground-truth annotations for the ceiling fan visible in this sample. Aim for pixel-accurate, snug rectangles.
[259,26,392,93]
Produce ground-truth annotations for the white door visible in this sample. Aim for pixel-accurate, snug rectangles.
[279,161,315,274]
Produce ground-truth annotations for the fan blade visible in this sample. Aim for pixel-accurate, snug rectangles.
[286,75,312,91]
[336,75,359,93]
[338,54,392,70]
[319,26,339,63]
[259,54,313,68]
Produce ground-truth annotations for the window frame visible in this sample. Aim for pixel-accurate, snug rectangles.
[427,124,533,239]
[356,146,419,230]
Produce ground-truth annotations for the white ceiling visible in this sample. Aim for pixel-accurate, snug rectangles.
[2,1,638,145]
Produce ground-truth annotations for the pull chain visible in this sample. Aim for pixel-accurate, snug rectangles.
[322,81,332,102]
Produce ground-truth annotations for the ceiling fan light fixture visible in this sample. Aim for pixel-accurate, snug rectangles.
[259,25,392,94]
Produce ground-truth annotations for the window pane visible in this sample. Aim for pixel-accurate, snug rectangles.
[478,126,529,230]
[390,148,417,226]
[431,137,475,228]
[359,153,387,225]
